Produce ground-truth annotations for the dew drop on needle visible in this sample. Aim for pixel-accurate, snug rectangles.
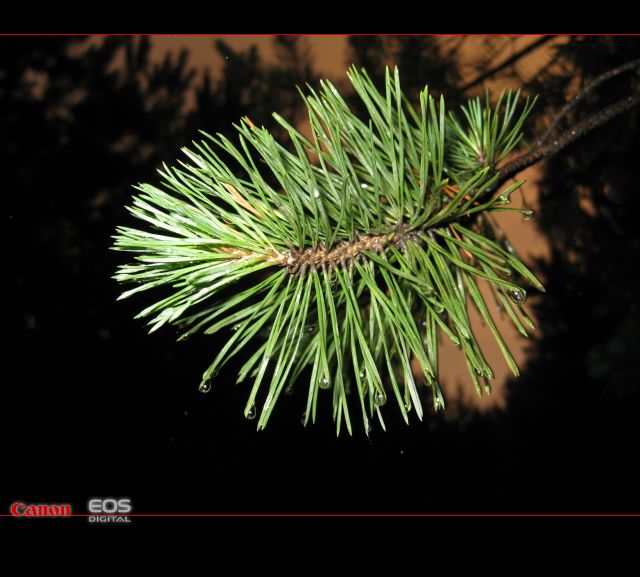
[509,289,526,304]
[245,403,256,420]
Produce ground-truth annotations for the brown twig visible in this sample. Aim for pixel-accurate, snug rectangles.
[490,88,640,194]
[535,57,640,147]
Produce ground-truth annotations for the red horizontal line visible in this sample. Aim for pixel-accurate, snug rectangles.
[0,34,638,37]
[3,513,640,517]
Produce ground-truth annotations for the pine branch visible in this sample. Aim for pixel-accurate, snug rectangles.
[492,87,640,191]
[534,57,640,148]
[485,58,640,194]
[113,66,544,435]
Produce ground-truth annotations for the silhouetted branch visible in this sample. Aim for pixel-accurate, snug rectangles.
[491,88,640,192]
[461,36,554,93]
[535,57,640,147]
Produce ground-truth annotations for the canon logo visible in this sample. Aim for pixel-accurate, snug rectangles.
[11,502,72,517]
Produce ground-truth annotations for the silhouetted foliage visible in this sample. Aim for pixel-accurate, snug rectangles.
[348,36,463,103]
[191,37,317,138]
[487,37,640,510]
[519,38,640,399]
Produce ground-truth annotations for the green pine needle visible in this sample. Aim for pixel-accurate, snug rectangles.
[112,66,543,435]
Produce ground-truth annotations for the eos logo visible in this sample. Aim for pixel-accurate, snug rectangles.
[87,498,132,524]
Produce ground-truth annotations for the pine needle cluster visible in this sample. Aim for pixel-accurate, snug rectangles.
[113,66,543,434]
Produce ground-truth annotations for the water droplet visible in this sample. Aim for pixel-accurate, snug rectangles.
[359,369,366,379]
[361,183,369,189]
[306,325,316,334]
[509,289,526,304]
[232,324,241,332]
[404,401,412,412]
[473,367,483,377]
[320,377,330,389]
[504,240,515,254]
[366,422,372,434]
[301,412,308,425]
[374,390,387,406]
[484,383,492,395]
[313,189,320,199]
[522,210,534,221]
[434,302,444,314]
[285,384,294,395]
[199,379,211,393]
[499,193,511,203]
[245,404,256,420]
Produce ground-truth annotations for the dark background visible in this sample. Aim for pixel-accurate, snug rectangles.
[3,35,640,515]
